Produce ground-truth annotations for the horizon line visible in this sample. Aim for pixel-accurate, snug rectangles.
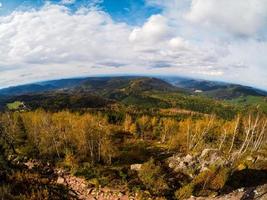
[0,74,267,92]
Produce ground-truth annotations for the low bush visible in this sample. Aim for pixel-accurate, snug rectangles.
[138,158,169,195]
[1,171,74,200]
[175,165,232,199]
[175,183,194,200]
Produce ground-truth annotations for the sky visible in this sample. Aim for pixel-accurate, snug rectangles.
[0,0,267,90]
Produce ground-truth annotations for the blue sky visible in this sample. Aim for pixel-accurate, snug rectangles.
[0,0,267,89]
[0,0,161,24]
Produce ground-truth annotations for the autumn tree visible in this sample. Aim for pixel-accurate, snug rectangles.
[137,115,151,139]
[123,114,133,132]
[161,118,179,143]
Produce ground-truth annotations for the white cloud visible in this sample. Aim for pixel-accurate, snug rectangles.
[61,0,76,5]
[0,4,131,64]
[147,0,267,37]
[129,15,171,43]
[168,37,188,50]
[0,2,266,89]
[186,0,267,36]
[0,5,134,86]
[220,40,267,88]
[0,5,222,88]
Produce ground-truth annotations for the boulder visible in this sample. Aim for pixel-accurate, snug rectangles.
[167,154,199,176]
[199,148,226,167]
[166,149,228,177]
[130,164,142,171]
[57,177,65,184]
[200,149,219,160]
[24,161,35,169]
[184,154,193,163]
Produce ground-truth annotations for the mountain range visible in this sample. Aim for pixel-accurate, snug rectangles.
[1,76,266,97]
[0,76,266,113]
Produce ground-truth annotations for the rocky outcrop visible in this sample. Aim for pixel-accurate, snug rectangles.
[186,184,267,200]
[166,149,228,177]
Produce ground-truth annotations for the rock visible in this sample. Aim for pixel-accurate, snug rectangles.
[199,148,227,168]
[169,162,175,168]
[80,183,86,188]
[254,184,267,200]
[166,149,229,179]
[256,155,267,162]
[237,164,246,171]
[200,166,210,172]
[24,161,35,169]
[178,161,187,169]
[200,149,212,158]
[200,149,219,160]
[246,155,254,161]
[130,164,142,171]
[167,153,198,175]
[57,177,65,184]
[184,154,193,163]
[120,195,129,200]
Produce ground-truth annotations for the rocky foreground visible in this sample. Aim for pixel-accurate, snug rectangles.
[55,169,267,200]
[21,149,267,200]
[188,184,267,200]
[54,167,267,200]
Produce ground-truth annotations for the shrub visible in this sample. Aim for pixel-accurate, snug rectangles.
[62,151,78,172]
[175,183,194,200]
[0,184,21,200]
[209,167,231,190]
[2,171,73,200]
[175,166,232,199]
[138,158,169,195]
[200,167,231,193]
[73,163,95,180]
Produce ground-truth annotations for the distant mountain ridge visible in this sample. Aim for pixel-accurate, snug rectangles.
[0,76,178,96]
[162,77,267,98]
[0,77,179,111]
[0,76,266,100]
[0,76,266,114]
[0,78,88,96]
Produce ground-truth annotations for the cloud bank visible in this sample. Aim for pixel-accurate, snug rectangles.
[0,1,266,89]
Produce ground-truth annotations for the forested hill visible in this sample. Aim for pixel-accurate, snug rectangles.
[0,76,172,96]
[162,77,267,98]
[1,76,266,98]
[0,76,267,116]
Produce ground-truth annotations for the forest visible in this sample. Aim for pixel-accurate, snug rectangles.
[0,104,266,199]
[0,77,266,199]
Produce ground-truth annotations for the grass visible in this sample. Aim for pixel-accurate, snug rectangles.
[7,101,24,110]
[228,95,267,113]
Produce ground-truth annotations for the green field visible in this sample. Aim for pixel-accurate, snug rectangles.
[7,101,24,110]
[228,95,267,113]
